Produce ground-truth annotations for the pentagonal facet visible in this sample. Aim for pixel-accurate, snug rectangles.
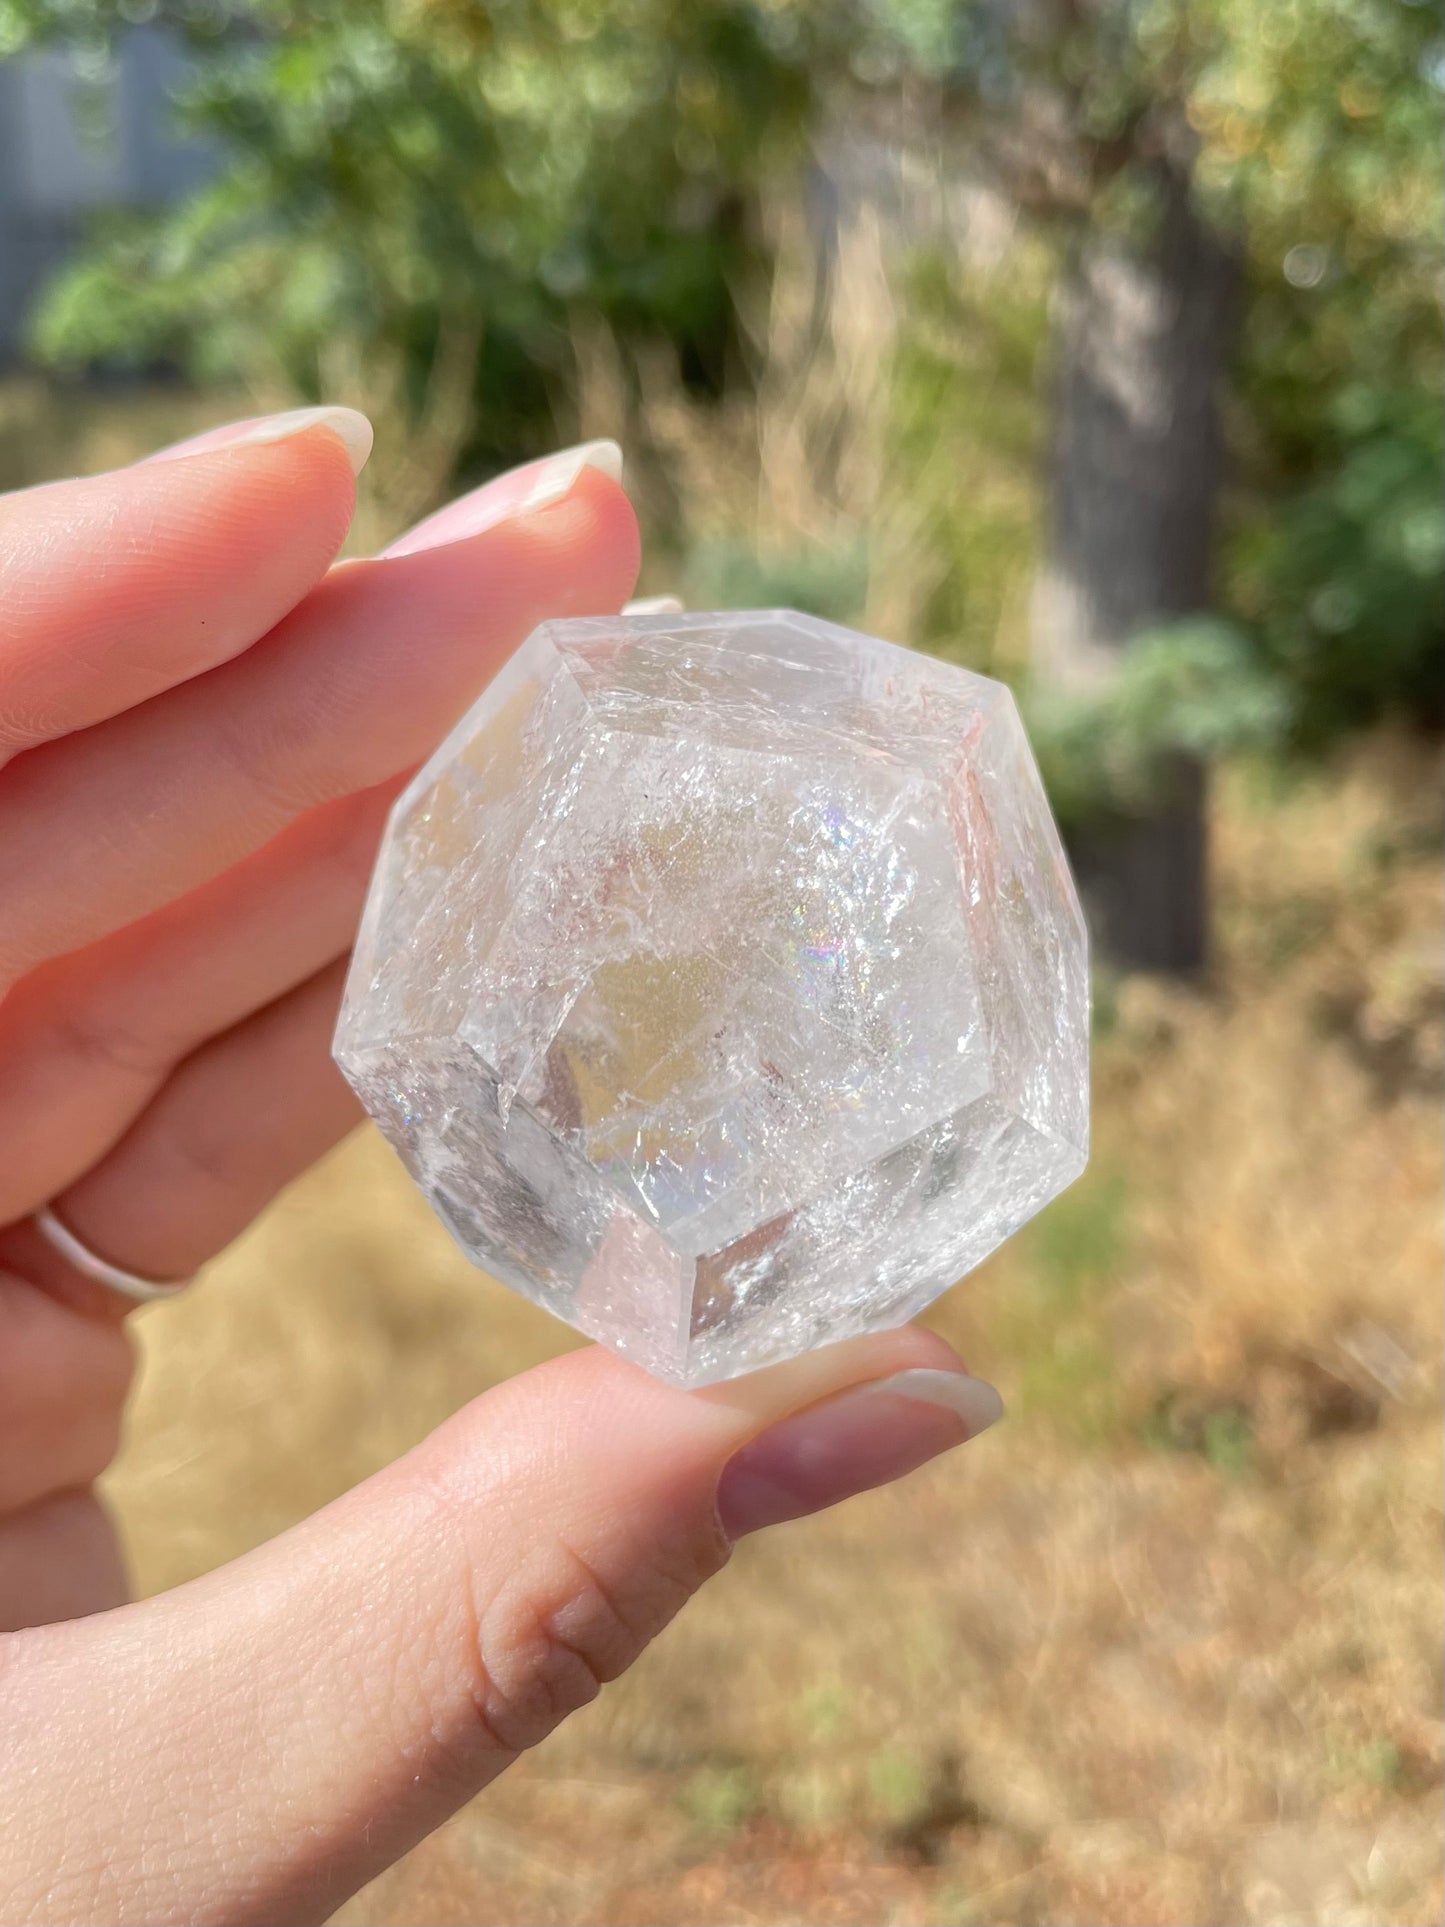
[335,611,1089,1385]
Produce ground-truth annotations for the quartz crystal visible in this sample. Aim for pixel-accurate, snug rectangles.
[334,611,1089,1386]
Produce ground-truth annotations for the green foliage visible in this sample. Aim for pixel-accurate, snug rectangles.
[683,535,870,625]
[1028,619,1294,824]
[1328,1737,1410,1792]
[12,1,813,464]
[865,1747,929,1823]
[989,1169,1128,1443]
[1143,1391,1257,1477]
[677,1761,762,1834]
[1202,0,1445,744]
[1023,1168,1128,1310]
[1231,387,1444,746]
[856,0,1445,751]
[794,1680,852,1744]
[1199,1406,1257,1477]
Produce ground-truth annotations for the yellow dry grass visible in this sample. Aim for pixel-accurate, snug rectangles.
[105,736,1444,1927]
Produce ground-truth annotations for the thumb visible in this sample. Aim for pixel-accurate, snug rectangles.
[0,1327,1001,1927]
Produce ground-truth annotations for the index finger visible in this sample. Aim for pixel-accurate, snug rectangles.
[0,406,371,766]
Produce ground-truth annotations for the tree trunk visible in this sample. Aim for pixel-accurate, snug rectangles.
[1031,158,1241,975]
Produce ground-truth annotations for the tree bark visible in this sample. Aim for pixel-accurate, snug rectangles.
[1032,158,1241,975]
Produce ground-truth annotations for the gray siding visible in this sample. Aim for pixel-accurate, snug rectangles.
[0,28,212,359]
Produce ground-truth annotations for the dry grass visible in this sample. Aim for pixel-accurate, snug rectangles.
[105,735,1444,1927]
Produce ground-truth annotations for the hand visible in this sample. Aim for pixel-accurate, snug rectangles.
[0,408,1003,1926]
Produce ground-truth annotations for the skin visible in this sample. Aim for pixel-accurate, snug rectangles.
[0,410,1001,1926]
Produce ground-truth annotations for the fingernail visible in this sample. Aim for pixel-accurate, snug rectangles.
[383,438,624,558]
[716,1368,1004,1540]
[624,594,686,615]
[143,406,374,475]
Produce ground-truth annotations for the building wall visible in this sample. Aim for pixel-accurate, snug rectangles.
[0,28,212,360]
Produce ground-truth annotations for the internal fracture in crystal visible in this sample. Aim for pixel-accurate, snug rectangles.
[334,610,1090,1386]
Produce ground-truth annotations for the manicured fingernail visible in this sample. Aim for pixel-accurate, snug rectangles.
[383,438,624,558]
[624,594,686,615]
[143,406,374,475]
[716,1368,1004,1540]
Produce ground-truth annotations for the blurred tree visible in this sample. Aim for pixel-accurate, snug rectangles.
[1,0,813,531]
[845,0,1443,971]
[1213,0,1445,749]
[1031,145,1239,974]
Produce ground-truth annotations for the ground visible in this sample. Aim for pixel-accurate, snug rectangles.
[105,733,1443,1927]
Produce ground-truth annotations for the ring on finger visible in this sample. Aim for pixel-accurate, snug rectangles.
[33,1205,193,1305]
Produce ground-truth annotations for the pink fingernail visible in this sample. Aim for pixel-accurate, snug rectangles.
[382,439,624,558]
[716,1368,1004,1540]
[142,405,374,475]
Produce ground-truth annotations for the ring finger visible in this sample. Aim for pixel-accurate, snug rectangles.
[0,780,401,1228]
[7,957,360,1296]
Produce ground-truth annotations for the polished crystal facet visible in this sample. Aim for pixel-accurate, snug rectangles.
[334,611,1089,1386]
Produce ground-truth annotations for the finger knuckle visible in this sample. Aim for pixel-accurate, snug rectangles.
[49,1001,173,1084]
[0,1284,133,1509]
[209,707,328,833]
[411,1464,729,1762]
[473,1520,729,1754]
[146,1106,239,1200]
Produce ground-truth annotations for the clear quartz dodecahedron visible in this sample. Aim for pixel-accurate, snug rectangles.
[334,611,1089,1386]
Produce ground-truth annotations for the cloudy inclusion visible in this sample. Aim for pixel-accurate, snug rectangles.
[334,610,1089,1386]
